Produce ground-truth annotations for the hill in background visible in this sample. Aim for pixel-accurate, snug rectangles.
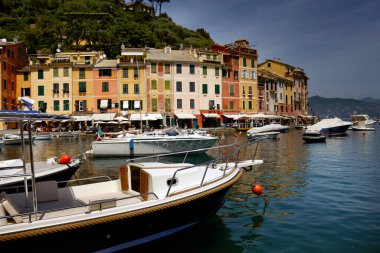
[0,0,214,58]
[308,96,380,120]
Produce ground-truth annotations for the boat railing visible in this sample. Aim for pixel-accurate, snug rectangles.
[125,139,257,165]
[165,140,258,197]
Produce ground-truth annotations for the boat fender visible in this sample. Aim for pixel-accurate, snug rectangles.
[130,139,134,151]
[252,184,263,196]
[58,154,72,164]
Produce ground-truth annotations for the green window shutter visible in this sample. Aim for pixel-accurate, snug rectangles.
[164,64,170,74]
[123,84,128,94]
[38,70,44,79]
[54,100,59,111]
[53,67,59,77]
[202,66,207,75]
[63,100,69,110]
[79,68,85,79]
[152,98,157,111]
[202,84,208,94]
[79,82,86,92]
[215,84,220,95]
[151,80,157,89]
[123,68,128,78]
[215,67,219,76]
[38,86,44,96]
[165,80,170,90]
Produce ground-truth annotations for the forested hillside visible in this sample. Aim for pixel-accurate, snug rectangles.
[308,96,380,120]
[0,0,214,57]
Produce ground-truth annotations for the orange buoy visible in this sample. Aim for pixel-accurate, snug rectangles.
[58,154,72,164]
[252,184,263,196]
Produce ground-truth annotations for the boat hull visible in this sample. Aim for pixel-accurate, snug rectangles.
[92,137,218,157]
[1,180,234,252]
[0,160,81,191]
[319,124,351,136]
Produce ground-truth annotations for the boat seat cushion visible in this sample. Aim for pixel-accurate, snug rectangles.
[36,181,59,203]
[0,191,23,224]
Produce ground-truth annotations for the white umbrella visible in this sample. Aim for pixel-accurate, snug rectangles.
[114,116,129,121]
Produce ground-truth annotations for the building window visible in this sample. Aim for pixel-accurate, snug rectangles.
[63,100,69,111]
[3,80,6,89]
[53,100,60,111]
[251,71,256,79]
[248,86,253,95]
[215,67,220,76]
[248,100,252,110]
[79,68,85,79]
[234,71,239,79]
[229,85,234,95]
[259,101,262,110]
[151,63,157,73]
[63,83,69,94]
[176,64,182,74]
[202,66,207,75]
[268,62,271,68]
[176,99,182,109]
[53,67,59,77]
[63,67,69,77]
[230,101,234,110]
[53,83,59,94]
[165,80,170,90]
[122,68,128,78]
[215,84,220,95]
[102,82,109,92]
[190,99,195,109]
[151,80,157,90]
[123,84,128,94]
[38,69,44,79]
[79,82,86,92]
[243,58,247,67]
[21,88,30,96]
[134,67,138,79]
[189,82,195,92]
[99,69,111,77]
[164,64,170,74]
[134,84,139,94]
[242,101,246,110]
[202,84,208,94]
[189,64,195,74]
[176,81,182,92]
[251,59,255,68]
[209,100,215,110]
[38,86,44,96]
[23,72,28,81]
[152,98,158,112]
[38,101,46,112]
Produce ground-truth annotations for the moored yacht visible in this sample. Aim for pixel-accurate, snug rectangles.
[304,117,352,136]
[91,127,219,157]
[351,114,376,131]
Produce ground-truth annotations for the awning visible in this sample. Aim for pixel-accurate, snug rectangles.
[248,113,282,119]
[100,100,108,109]
[114,116,129,121]
[223,114,241,120]
[130,113,162,121]
[90,113,116,121]
[72,115,92,121]
[175,113,196,119]
[202,113,220,118]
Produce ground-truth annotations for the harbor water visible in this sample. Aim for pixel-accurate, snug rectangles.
[1,126,379,252]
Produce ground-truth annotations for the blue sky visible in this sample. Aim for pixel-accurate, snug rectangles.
[163,0,380,99]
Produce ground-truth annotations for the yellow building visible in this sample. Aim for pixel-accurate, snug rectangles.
[118,48,147,116]
[258,59,308,116]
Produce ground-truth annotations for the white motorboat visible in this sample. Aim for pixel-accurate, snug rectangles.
[0,156,83,191]
[34,133,53,140]
[91,127,219,157]
[2,134,35,145]
[351,115,376,131]
[0,140,263,251]
[248,131,280,141]
[304,117,352,136]
[247,123,289,136]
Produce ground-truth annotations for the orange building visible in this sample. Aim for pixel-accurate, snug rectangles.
[92,59,119,114]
